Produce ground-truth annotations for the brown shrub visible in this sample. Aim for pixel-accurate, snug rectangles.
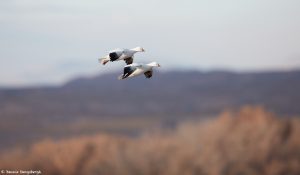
[1,106,300,175]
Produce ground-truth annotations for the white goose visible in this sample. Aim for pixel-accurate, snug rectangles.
[99,47,145,65]
[118,62,161,80]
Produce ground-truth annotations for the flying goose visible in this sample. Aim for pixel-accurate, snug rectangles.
[118,62,161,80]
[99,47,145,65]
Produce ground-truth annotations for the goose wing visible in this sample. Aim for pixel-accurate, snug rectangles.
[144,70,153,78]
[118,65,138,80]
[108,49,123,61]
[109,52,121,61]
[124,57,133,65]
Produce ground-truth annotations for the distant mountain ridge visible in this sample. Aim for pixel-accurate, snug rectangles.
[1,70,300,121]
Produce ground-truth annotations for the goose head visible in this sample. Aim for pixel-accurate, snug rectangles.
[131,46,145,52]
[147,62,161,67]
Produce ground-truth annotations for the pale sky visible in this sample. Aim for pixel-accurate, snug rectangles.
[1,0,300,87]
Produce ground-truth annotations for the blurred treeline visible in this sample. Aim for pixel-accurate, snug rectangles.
[1,106,299,175]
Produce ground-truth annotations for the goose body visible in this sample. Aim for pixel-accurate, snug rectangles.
[99,47,145,65]
[118,62,161,80]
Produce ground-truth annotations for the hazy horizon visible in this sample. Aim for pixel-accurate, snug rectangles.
[1,0,300,86]
[1,67,300,89]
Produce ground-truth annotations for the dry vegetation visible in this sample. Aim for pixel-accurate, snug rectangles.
[1,106,300,175]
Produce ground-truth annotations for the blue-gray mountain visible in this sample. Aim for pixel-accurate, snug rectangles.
[1,70,300,120]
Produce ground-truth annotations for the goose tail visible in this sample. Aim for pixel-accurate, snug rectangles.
[118,74,125,80]
[98,57,110,65]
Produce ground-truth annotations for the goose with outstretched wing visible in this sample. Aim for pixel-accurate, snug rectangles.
[118,62,161,80]
[99,47,145,65]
